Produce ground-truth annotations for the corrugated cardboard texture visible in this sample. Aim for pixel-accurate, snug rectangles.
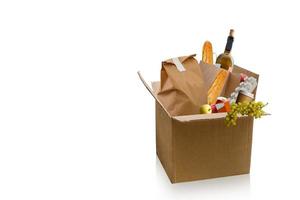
[155,101,174,181]
[155,101,254,183]
[172,116,253,183]
[139,64,259,183]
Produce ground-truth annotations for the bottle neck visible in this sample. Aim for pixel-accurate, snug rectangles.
[224,36,234,54]
[224,50,231,54]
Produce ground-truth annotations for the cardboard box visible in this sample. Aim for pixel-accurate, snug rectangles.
[138,63,259,183]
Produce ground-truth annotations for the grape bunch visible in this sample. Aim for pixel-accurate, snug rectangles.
[225,101,267,127]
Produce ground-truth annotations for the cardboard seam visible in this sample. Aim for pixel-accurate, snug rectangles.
[171,118,176,183]
[247,117,254,173]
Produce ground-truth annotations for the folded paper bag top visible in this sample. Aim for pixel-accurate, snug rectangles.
[157,54,208,116]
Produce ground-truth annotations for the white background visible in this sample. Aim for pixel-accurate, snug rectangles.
[0,0,299,199]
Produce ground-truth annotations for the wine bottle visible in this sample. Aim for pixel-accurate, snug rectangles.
[216,29,234,70]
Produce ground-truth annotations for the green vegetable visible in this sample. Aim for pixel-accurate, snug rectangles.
[225,101,267,127]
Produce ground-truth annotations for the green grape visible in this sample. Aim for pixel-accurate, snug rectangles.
[225,101,268,126]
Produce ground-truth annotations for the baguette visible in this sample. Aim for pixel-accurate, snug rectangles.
[207,69,229,104]
[202,41,213,64]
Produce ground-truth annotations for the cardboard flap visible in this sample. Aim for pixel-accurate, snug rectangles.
[137,71,156,98]
[151,81,160,95]
[163,54,197,65]
[137,71,171,117]
[173,113,228,122]
[173,112,270,122]
[224,65,259,98]
[233,65,259,80]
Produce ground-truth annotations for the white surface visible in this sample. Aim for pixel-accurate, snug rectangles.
[0,0,299,199]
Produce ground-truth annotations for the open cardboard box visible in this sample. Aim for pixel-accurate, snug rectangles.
[138,61,259,183]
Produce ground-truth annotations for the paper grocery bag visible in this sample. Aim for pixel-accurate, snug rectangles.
[157,54,207,116]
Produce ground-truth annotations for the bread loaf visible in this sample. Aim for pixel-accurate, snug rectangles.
[207,69,229,104]
[202,41,213,64]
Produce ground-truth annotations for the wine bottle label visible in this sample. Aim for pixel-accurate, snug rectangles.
[225,36,234,52]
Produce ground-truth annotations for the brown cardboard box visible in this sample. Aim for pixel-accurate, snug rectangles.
[138,62,259,183]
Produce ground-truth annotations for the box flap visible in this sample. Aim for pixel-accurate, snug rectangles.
[151,81,160,95]
[173,112,270,122]
[173,113,228,122]
[137,71,171,117]
[225,65,259,98]
[233,65,259,80]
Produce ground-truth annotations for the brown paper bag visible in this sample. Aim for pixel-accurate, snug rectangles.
[157,54,207,116]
